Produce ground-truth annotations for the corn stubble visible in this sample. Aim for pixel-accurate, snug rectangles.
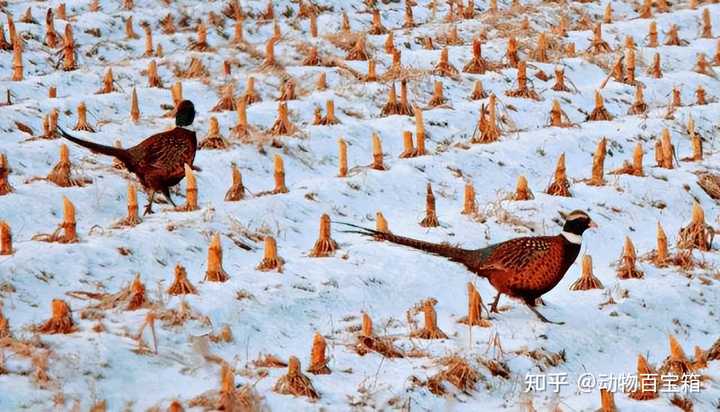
[257,236,284,272]
[32,197,78,243]
[355,312,404,358]
[458,283,492,327]
[309,214,337,257]
[273,356,319,399]
[569,255,603,290]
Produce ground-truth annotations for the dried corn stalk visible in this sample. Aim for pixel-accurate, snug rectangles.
[147,60,162,88]
[309,214,337,257]
[369,9,387,35]
[36,299,76,334]
[337,138,348,177]
[261,39,282,71]
[587,23,611,54]
[11,42,22,81]
[273,357,319,399]
[463,39,487,74]
[695,85,707,105]
[506,61,539,100]
[224,164,245,201]
[694,53,714,77]
[199,117,228,150]
[371,133,385,170]
[270,102,297,136]
[647,21,658,47]
[470,80,487,100]
[471,94,500,143]
[212,84,236,112]
[548,100,573,127]
[651,222,669,266]
[628,355,658,400]
[457,283,492,326]
[130,88,140,123]
[551,66,571,92]
[531,32,550,62]
[316,72,326,91]
[46,144,89,187]
[399,131,416,158]
[0,220,12,255]
[167,264,197,295]
[461,182,477,215]
[375,212,390,237]
[257,236,284,272]
[307,333,331,374]
[586,90,613,121]
[365,59,378,82]
[664,25,685,46]
[0,153,13,195]
[63,24,77,71]
[656,128,674,169]
[175,164,198,211]
[346,36,369,60]
[617,237,644,279]
[419,183,440,228]
[513,176,534,200]
[587,138,606,186]
[659,335,696,384]
[189,23,213,51]
[230,98,249,139]
[72,102,95,132]
[677,202,714,251]
[569,255,603,290]
[545,153,571,197]
[647,53,662,78]
[411,300,448,339]
[143,24,154,57]
[505,37,519,68]
[379,84,399,117]
[432,47,458,77]
[356,312,404,357]
[628,85,647,115]
[273,155,289,194]
[428,80,447,107]
[317,100,340,125]
[205,233,229,282]
[116,184,142,227]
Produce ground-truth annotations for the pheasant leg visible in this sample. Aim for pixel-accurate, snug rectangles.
[490,292,502,313]
[143,191,156,215]
[525,302,564,325]
[162,187,177,207]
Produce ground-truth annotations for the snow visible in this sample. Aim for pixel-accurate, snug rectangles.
[0,0,719,410]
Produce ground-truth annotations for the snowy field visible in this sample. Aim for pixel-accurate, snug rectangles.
[0,0,719,410]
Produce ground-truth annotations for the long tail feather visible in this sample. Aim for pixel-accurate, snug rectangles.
[57,126,132,166]
[335,221,472,264]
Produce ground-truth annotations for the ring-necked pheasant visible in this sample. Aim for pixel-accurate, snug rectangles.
[340,210,597,324]
[57,100,198,215]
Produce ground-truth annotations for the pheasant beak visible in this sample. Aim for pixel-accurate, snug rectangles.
[589,220,598,230]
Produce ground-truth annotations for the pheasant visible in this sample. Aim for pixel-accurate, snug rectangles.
[57,100,198,215]
[341,210,597,324]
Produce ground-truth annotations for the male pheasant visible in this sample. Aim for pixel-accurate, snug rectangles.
[341,210,597,324]
[57,100,198,214]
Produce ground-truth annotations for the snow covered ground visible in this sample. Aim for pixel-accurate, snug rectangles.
[0,0,719,410]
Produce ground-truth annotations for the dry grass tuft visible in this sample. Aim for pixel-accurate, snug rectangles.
[428,356,480,394]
